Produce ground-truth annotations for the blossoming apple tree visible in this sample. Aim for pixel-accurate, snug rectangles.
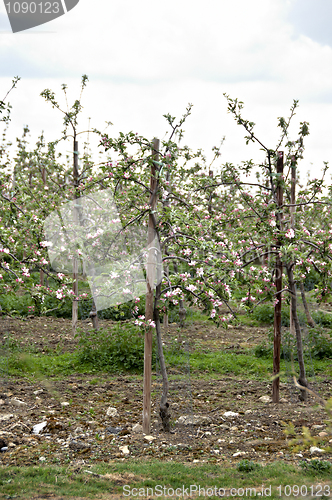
[0,76,100,318]
[1,74,332,419]
[100,95,332,409]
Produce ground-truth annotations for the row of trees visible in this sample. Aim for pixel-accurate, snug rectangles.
[1,76,332,429]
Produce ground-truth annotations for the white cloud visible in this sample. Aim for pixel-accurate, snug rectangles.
[287,0,332,47]
[0,0,332,181]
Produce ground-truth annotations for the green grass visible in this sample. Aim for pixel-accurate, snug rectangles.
[186,309,211,322]
[2,334,332,380]
[0,460,331,499]
[166,349,273,377]
[254,326,332,362]
[1,310,331,499]
[237,312,261,327]
[251,302,332,329]
[5,351,81,377]
[170,348,332,378]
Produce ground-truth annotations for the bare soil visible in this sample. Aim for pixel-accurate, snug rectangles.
[0,316,331,473]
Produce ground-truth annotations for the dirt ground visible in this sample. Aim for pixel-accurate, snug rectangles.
[0,316,331,473]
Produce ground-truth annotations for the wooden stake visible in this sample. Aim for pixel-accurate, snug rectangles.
[72,140,79,333]
[285,156,309,400]
[40,167,46,287]
[289,157,296,336]
[143,138,159,434]
[163,167,171,332]
[208,170,213,214]
[272,151,283,403]
[89,298,99,331]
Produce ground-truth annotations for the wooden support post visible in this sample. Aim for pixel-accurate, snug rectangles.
[263,179,269,266]
[163,269,169,331]
[289,158,296,336]
[163,164,171,332]
[272,151,283,403]
[72,140,79,333]
[208,170,213,214]
[143,138,159,434]
[40,167,47,287]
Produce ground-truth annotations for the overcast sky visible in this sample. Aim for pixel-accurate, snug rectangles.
[1,0,332,182]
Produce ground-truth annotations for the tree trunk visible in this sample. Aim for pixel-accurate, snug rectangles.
[208,170,214,214]
[40,167,46,287]
[72,257,78,333]
[289,158,296,337]
[273,250,282,403]
[179,303,186,327]
[300,282,316,328]
[287,264,309,401]
[154,285,170,432]
[162,167,171,332]
[86,261,99,331]
[272,152,283,403]
[172,260,186,328]
[72,139,79,333]
[143,138,159,434]
[89,298,99,331]
[163,255,169,331]
[163,307,169,331]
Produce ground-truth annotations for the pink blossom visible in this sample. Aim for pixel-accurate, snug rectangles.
[196,267,204,277]
[22,267,30,277]
[285,228,295,239]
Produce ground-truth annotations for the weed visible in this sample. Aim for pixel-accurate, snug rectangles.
[89,378,100,385]
[306,328,332,359]
[251,301,332,331]
[312,310,332,327]
[299,459,332,474]
[252,303,309,327]
[76,322,156,372]
[236,459,262,472]
[252,304,284,325]
[254,327,332,360]
[0,292,34,317]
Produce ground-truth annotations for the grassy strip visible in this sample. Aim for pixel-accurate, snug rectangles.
[1,347,331,380]
[166,349,332,378]
[0,460,331,499]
